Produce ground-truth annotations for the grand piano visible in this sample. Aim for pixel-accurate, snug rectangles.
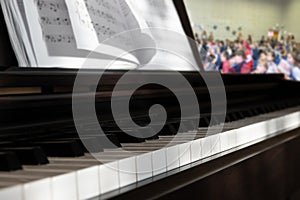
[1,1,300,200]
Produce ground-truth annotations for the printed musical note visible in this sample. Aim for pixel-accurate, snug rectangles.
[85,4,118,25]
[40,16,70,26]
[35,0,66,12]
[44,34,74,43]
[32,0,79,56]
[66,0,139,52]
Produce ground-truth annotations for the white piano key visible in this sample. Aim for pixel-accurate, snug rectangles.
[0,185,22,200]
[77,166,100,200]
[282,112,300,131]
[0,169,72,200]
[282,113,297,131]
[24,178,52,200]
[284,112,300,128]
[220,131,230,152]
[249,122,268,140]
[236,121,268,146]
[136,152,153,181]
[228,129,237,149]
[178,143,191,167]
[152,149,167,176]
[236,126,251,146]
[190,139,201,163]
[210,134,221,155]
[52,172,77,200]
[99,161,119,194]
[267,118,279,134]
[201,136,212,159]
[118,157,137,188]
[275,116,287,133]
[166,145,179,171]
[220,130,236,151]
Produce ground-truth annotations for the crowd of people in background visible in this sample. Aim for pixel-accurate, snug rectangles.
[195,31,300,81]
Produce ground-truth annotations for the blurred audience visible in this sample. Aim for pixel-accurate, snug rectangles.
[221,51,231,73]
[229,50,251,74]
[195,32,300,81]
[266,50,279,73]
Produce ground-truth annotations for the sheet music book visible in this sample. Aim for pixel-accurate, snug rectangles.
[0,0,198,71]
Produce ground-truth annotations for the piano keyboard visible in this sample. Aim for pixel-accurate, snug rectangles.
[1,107,300,200]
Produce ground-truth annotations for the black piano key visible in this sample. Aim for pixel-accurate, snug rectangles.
[34,141,84,157]
[0,152,22,171]
[55,138,104,153]
[210,116,219,126]
[157,124,177,136]
[272,104,280,111]
[82,134,122,148]
[146,135,159,140]
[165,124,178,135]
[116,134,145,143]
[204,117,211,126]
[180,120,193,132]
[107,134,122,147]
[225,115,231,123]
[228,113,238,121]
[105,131,144,144]
[1,147,49,165]
[129,127,160,140]
[81,138,104,153]
[237,112,245,120]
[199,117,209,127]
[247,110,255,117]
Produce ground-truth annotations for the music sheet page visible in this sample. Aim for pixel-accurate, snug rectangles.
[65,0,156,65]
[64,0,99,50]
[22,0,139,68]
[117,0,157,65]
[126,0,198,71]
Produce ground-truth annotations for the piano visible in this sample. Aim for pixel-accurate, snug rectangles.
[1,1,300,200]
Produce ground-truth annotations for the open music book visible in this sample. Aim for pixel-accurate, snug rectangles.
[0,0,198,71]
